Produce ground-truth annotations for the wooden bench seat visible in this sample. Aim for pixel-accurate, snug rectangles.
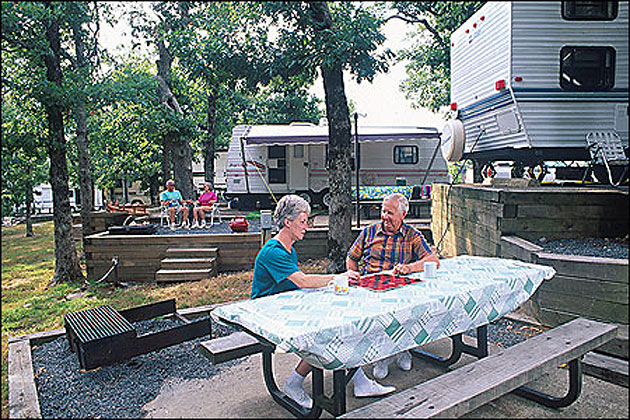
[198,331,268,364]
[341,318,617,418]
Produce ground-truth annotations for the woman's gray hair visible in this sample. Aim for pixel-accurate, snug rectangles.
[383,193,409,214]
[274,194,311,229]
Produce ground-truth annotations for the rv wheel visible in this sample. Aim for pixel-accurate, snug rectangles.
[298,192,313,205]
[228,197,240,210]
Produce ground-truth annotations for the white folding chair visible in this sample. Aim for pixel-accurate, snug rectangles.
[585,131,629,186]
[208,204,222,227]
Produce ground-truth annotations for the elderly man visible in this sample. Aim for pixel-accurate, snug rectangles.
[159,179,190,230]
[346,192,440,379]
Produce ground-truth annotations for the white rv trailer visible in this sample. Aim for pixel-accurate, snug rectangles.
[225,123,449,208]
[441,1,628,180]
[32,183,104,214]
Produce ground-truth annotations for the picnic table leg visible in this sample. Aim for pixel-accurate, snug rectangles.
[261,349,323,418]
[512,358,583,408]
[411,325,488,366]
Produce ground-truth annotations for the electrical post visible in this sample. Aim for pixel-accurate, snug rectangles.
[354,112,360,229]
[260,209,273,247]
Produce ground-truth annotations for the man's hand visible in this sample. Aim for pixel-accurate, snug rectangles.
[393,263,411,275]
[344,269,360,281]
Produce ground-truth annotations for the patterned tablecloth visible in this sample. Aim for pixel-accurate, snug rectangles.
[212,255,555,369]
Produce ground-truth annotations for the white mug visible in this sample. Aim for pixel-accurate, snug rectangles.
[424,261,438,280]
[328,274,349,295]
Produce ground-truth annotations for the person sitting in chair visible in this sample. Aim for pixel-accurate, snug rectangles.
[191,182,218,228]
[159,179,190,230]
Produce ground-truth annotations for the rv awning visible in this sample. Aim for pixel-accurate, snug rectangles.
[242,124,439,145]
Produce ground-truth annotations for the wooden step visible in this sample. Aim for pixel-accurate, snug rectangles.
[155,268,216,283]
[165,247,219,258]
[160,257,216,270]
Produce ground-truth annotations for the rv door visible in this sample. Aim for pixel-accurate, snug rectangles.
[288,144,308,192]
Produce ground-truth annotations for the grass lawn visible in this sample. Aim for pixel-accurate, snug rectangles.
[1,221,328,418]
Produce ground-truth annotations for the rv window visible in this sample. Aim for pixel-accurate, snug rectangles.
[560,46,615,91]
[293,145,304,158]
[268,145,286,184]
[562,1,618,20]
[394,146,419,165]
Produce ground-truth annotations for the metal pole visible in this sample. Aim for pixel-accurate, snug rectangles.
[354,112,360,228]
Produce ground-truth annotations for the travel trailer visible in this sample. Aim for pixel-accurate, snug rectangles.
[225,123,449,209]
[33,183,103,214]
[441,1,628,181]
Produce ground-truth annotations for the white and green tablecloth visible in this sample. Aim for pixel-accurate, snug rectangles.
[212,255,555,369]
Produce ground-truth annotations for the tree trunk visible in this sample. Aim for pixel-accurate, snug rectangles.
[322,63,354,273]
[309,1,354,273]
[75,102,93,240]
[43,4,85,285]
[161,139,172,187]
[156,39,194,199]
[171,137,194,199]
[71,17,94,243]
[203,89,217,189]
[25,175,33,237]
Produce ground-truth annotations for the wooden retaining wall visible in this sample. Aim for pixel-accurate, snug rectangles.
[85,228,340,284]
[501,235,628,359]
[431,183,629,258]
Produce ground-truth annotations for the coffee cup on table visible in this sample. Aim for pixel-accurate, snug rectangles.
[328,274,349,295]
[423,261,437,280]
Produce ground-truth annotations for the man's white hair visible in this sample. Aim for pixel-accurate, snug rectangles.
[383,193,408,214]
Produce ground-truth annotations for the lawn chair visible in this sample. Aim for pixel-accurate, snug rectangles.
[159,195,184,227]
[207,204,222,227]
[585,130,629,186]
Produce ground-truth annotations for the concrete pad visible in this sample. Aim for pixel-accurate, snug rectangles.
[143,338,629,418]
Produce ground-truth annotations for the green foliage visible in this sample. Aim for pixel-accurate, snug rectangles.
[388,1,485,113]
[1,71,49,217]
[262,2,392,83]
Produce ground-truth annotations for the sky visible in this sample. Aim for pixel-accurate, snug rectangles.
[99,4,447,131]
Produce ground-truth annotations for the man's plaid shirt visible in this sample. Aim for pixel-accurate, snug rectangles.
[347,222,432,275]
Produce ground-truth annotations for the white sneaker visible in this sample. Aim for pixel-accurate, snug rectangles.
[200,221,207,228]
[396,351,412,371]
[169,223,176,231]
[354,378,396,398]
[282,381,313,409]
[191,221,199,229]
[182,221,189,229]
[373,359,389,380]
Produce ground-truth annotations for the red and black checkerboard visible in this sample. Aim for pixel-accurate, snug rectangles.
[349,273,422,291]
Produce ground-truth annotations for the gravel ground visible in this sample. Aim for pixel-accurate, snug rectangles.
[153,219,262,235]
[31,315,538,418]
[31,316,238,419]
[536,236,628,259]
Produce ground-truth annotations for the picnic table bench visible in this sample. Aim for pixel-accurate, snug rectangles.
[340,317,617,418]
[199,318,615,418]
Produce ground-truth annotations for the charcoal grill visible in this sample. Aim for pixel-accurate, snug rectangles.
[64,299,210,371]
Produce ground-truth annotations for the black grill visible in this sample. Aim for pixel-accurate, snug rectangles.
[64,299,211,371]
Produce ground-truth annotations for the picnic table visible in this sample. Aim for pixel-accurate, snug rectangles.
[210,255,556,417]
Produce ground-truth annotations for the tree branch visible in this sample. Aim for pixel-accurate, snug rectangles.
[385,14,446,48]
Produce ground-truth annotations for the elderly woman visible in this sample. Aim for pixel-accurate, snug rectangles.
[192,182,217,228]
[252,195,395,409]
